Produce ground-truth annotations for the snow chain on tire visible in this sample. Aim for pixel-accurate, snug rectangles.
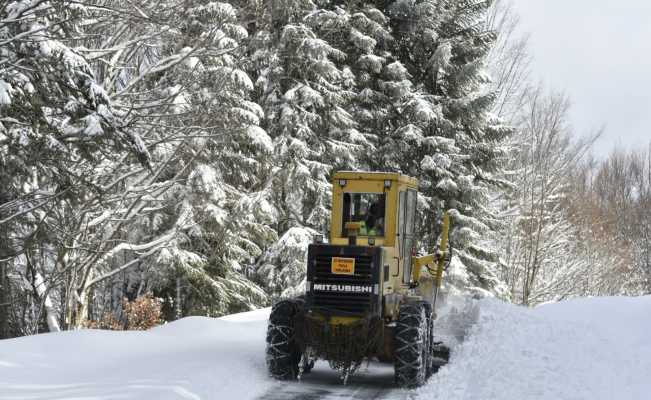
[394,303,429,388]
[265,299,303,380]
[424,304,436,378]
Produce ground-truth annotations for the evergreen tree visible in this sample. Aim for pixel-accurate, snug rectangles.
[381,0,512,297]
[252,2,366,297]
[131,1,277,315]
[307,5,394,156]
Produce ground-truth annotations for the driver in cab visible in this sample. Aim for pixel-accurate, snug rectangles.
[360,199,384,236]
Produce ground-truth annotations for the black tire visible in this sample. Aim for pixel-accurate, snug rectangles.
[265,299,303,380]
[394,303,429,388]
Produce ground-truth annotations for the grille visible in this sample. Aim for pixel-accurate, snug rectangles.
[311,254,375,315]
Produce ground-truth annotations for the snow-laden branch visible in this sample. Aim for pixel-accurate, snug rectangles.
[114,42,234,98]
[86,243,167,288]
[79,30,171,60]
[95,230,175,268]
[0,190,68,226]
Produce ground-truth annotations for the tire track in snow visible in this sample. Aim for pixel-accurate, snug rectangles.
[258,362,413,400]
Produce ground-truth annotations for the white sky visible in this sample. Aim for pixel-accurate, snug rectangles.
[512,0,651,157]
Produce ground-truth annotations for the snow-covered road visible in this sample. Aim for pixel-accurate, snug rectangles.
[259,363,404,400]
[1,296,650,400]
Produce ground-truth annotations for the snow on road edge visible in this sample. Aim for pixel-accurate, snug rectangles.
[418,296,651,400]
[0,310,273,400]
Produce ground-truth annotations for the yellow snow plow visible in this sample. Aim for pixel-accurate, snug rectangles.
[266,171,451,387]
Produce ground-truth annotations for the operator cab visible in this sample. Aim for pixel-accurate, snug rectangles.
[330,171,418,254]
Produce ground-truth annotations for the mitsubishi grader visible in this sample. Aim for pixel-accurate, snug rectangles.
[265,171,451,387]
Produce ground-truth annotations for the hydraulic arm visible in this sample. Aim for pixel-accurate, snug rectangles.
[411,211,451,289]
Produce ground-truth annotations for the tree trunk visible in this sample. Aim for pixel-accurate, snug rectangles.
[175,277,182,320]
[73,287,90,329]
[0,262,9,338]
[33,272,61,333]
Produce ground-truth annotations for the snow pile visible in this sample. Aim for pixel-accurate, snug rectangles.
[421,296,651,400]
[0,312,273,400]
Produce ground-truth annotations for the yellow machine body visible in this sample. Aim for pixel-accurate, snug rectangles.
[325,171,448,321]
[265,171,452,385]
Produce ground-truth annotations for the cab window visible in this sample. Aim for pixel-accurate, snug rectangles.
[400,189,417,283]
[342,193,386,237]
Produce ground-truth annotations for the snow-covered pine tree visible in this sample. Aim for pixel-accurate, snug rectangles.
[306,5,394,157]
[251,1,379,298]
[111,1,278,316]
[382,0,512,297]
[271,24,357,228]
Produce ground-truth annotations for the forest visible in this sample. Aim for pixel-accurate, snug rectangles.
[1,0,649,338]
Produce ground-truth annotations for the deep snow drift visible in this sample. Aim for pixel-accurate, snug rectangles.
[421,296,651,400]
[0,309,272,400]
[1,296,650,400]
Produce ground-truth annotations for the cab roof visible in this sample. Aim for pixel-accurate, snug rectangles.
[333,171,418,187]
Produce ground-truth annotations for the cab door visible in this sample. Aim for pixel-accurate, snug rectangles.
[398,189,417,284]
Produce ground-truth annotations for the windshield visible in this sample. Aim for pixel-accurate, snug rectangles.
[342,193,386,237]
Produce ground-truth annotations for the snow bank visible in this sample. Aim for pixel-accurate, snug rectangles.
[420,296,651,400]
[0,311,272,400]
